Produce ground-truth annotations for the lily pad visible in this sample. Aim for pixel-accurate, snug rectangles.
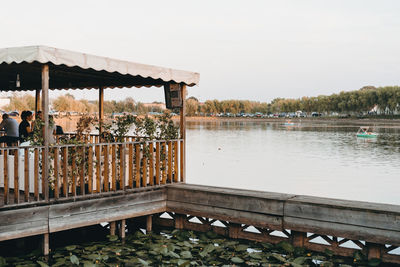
[66,245,77,251]
[70,254,80,265]
[231,256,244,263]
[36,261,49,267]
[138,258,150,266]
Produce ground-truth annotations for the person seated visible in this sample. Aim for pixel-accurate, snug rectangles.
[0,113,20,146]
[19,110,33,142]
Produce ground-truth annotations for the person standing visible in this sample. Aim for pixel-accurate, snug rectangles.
[19,111,33,142]
[0,113,19,146]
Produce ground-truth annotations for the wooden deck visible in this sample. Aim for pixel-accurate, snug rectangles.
[1,183,400,264]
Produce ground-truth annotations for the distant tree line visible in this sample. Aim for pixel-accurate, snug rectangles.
[186,86,400,115]
[2,86,400,116]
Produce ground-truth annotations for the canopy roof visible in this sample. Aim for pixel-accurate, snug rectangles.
[0,46,200,91]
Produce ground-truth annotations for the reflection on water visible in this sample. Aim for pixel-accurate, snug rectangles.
[186,121,400,205]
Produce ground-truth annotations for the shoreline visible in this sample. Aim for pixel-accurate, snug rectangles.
[183,116,400,126]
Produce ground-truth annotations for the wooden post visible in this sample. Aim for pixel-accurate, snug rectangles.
[110,221,116,236]
[99,86,104,136]
[175,214,185,229]
[229,223,241,239]
[35,89,41,114]
[179,84,186,182]
[43,233,49,255]
[120,219,126,239]
[291,231,307,247]
[367,242,384,260]
[42,64,49,201]
[146,215,153,233]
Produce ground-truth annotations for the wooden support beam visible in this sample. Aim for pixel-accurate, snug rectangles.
[110,221,116,236]
[120,219,126,239]
[41,64,49,201]
[43,233,49,256]
[175,214,185,229]
[291,231,307,247]
[367,242,384,260]
[146,215,153,233]
[228,223,241,239]
[179,85,186,182]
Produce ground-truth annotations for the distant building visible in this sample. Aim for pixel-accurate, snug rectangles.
[0,97,10,109]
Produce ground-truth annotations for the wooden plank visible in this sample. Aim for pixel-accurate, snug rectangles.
[43,233,49,255]
[167,186,287,216]
[167,141,172,183]
[3,150,8,205]
[111,144,116,191]
[148,143,154,186]
[162,142,167,184]
[0,206,49,242]
[62,147,68,197]
[173,141,178,182]
[135,143,140,188]
[14,149,19,204]
[24,148,29,202]
[284,201,400,232]
[128,143,133,189]
[142,143,147,187]
[179,84,186,182]
[166,200,282,230]
[34,148,39,201]
[95,145,101,193]
[155,142,160,185]
[53,147,59,199]
[103,145,109,192]
[99,87,104,136]
[110,221,116,236]
[88,145,93,194]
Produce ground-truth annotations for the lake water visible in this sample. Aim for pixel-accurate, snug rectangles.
[186,120,400,205]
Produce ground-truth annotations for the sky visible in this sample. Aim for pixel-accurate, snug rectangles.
[1,0,400,103]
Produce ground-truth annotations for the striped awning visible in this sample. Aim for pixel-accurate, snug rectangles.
[0,46,200,91]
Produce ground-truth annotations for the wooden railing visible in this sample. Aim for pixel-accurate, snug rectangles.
[0,139,183,206]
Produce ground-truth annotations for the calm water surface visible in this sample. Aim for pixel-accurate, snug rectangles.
[186,121,400,205]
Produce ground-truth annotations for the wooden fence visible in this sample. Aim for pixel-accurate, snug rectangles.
[0,139,184,206]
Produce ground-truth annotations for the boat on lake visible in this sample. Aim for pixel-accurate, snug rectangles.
[283,120,295,126]
[356,126,378,138]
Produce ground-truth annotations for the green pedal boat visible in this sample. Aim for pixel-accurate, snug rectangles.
[356,126,378,138]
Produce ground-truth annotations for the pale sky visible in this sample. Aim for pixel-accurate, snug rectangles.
[1,0,400,103]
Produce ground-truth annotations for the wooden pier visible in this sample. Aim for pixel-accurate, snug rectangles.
[1,184,400,264]
[1,46,399,264]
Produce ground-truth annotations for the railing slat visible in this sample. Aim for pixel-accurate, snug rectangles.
[41,148,46,199]
[162,142,167,184]
[155,142,160,185]
[119,144,125,191]
[168,141,172,183]
[14,149,19,204]
[142,143,147,187]
[80,147,85,196]
[71,148,76,196]
[174,141,179,183]
[149,143,154,186]
[62,147,68,197]
[135,143,140,188]
[111,144,116,191]
[128,143,133,189]
[180,140,184,182]
[53,147,59,199]
[34,148,39,201]
[96,145,101,193]
[88,146,93,194]
[24,148,29,202]
[104,145,109,192]
[3,150,8,205]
